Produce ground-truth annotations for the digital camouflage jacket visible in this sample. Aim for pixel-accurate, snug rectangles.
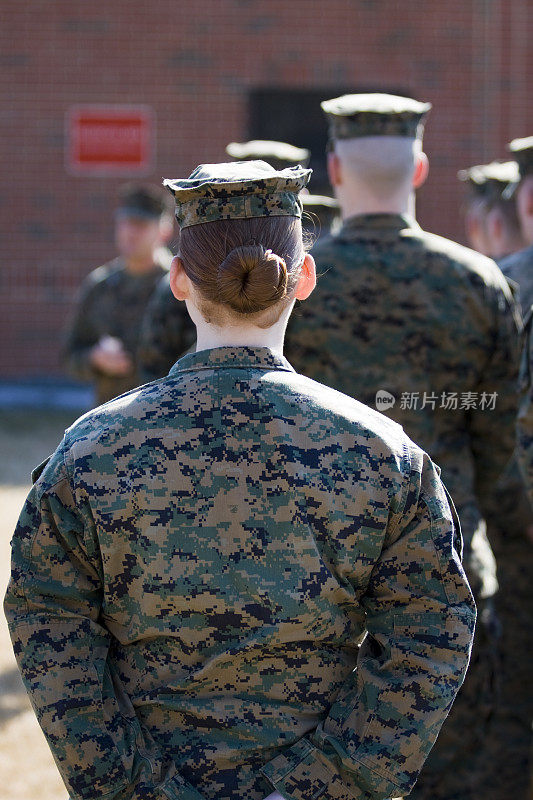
[286,213,522,598]
[5,346,475,800]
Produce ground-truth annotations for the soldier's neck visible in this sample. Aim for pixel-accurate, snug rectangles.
[190,303,291,356]
[338,191,416,221]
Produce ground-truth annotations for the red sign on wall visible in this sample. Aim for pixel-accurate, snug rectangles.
[66,105,154,175]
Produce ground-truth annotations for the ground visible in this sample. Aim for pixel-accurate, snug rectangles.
[0,409,79,800]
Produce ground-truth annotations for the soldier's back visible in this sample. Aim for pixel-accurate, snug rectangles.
[287,212,518,523]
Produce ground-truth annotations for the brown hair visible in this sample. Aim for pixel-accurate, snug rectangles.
[178,216,308,327]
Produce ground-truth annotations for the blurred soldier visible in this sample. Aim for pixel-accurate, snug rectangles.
[63,183,174,404]
[458,161,530,538]
[286,93,522,800]
[137,272,197,383]
[457,164,493,255]
[458,161,526,259]
[467,166,533,800]
[500,137,533,317]
[483,294,533,798]
[138,141,315,383]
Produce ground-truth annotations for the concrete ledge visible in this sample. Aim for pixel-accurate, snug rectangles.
[0,380,94,410]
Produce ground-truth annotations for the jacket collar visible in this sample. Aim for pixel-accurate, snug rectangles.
[336,212,421,242]
[169,345,295,375]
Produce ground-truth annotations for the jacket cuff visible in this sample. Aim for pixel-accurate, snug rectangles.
[260,739,368,800]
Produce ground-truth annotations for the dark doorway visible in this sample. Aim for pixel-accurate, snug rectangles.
[249,87,413,194]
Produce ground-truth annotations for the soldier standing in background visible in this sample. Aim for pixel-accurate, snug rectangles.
[457,163,494,256]
[474,152,533,798]
[500,138,533,317]
[63,183,174,405]
[286,93,522,800]
[138,141,316,383]
[458,160,526,260]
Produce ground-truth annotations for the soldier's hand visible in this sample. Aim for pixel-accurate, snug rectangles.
[90,336,134,376]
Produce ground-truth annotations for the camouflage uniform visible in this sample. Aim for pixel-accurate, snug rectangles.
[138,273,196,383]
[518,305,533,497]
[480,304,533,799]
[5,345,475,800]
[286,213,520,800]
[63,253,170,404]
[286,93,522,800]
[5,160,476,800]
[488,135,533,798]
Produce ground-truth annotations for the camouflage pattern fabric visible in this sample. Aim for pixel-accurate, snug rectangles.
[320,94,431,141]
[163,162,311,229]
[285,213,522,797]
[286,213,521,580]
[5,346,475,800]
[138,273,197,382]
[473,305,533,800]
[409,595,501,800]
[517,305,533,498]
[499,243,533,318]
[63,255,169,405]
[477,539,533,799]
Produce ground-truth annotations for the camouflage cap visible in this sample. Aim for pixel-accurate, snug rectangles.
[321,93,432,141]
[503,137,533,198]
[225,140,311,169]
[458,161,520,203]
[163,160,312,229]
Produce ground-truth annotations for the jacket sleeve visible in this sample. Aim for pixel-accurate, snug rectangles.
[3,445,208,800]
[62,280,100,382]
[260,451,476,800]
[468,280,522,522]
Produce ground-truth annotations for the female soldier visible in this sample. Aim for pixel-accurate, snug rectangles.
[5,161,475,800]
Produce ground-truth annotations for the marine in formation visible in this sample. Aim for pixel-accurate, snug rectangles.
[5,160,475,800]
[285,92,522,800]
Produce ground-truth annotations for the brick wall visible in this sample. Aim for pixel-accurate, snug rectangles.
[2,0,532,379]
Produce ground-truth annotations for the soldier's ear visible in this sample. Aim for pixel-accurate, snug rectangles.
[294,254,316,301]
[327,151,342,187]
[170,257,190,301]
[413,151,429,189]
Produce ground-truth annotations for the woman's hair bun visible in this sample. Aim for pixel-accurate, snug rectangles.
[216,245,289,313]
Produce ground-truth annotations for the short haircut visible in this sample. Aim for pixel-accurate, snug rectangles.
[335,136,418,198]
